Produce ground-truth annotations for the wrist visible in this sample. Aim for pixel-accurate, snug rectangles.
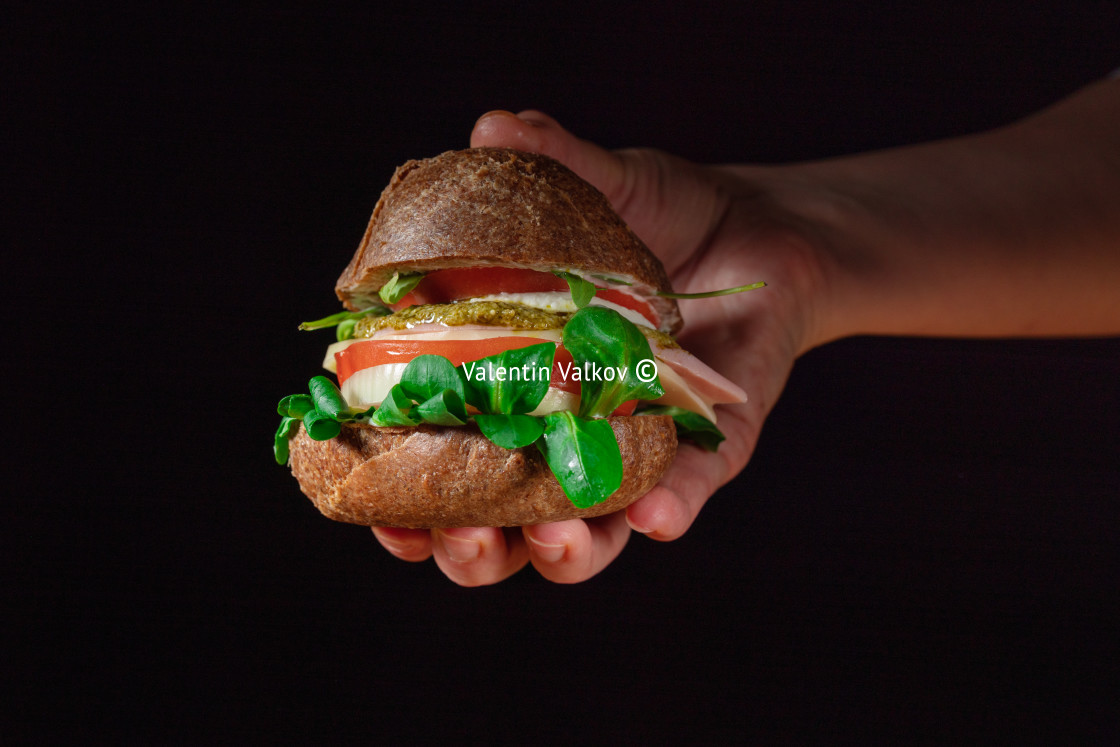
[722,161,876,351]
[772,141,996,342]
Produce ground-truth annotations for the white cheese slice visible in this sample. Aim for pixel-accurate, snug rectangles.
[341,361,579,416]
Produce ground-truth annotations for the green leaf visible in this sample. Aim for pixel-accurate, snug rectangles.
[561,306,664,418]
[302,409,342,441]
[656,281,767,299]
[336,318,358,341]
[553,271,597,308]
[370,386,418,427]
[277,393,315,418]
[639,406,726,452]
[538,412,623,508]
[299,306,387,332]
[309,376,350,420]
[461,342,556,415]
[414,390,469,426]
[475,413,546,449]
[399,354,468,405]
[274,416,298,464]
[347,404,376,423]
[378,271,425,305]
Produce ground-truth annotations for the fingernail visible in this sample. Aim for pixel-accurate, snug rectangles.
[517,112,548,127]
[374,528,415,554]
[527,535,566,563]
[626,515,654,534]
[439,531,482,563]
[477,109,514,124]
[379,535,414,554]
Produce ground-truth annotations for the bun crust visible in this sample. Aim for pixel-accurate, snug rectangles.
[336,147,681,333]
[288,415,677,528]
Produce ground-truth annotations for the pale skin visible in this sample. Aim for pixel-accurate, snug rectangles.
[372,77,1120,586]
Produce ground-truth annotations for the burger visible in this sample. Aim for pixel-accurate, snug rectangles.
[275,147,756,528]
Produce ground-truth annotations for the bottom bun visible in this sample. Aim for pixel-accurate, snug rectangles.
[288,415,677,528]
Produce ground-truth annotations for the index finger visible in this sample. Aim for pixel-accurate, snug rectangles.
[471,110,632,214]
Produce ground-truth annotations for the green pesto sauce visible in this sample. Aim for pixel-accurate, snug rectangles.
[643,326,678,349]
[352,300,678,348]
[353,301,568,336]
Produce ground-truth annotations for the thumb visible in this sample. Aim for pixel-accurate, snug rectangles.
[471,110,631,210]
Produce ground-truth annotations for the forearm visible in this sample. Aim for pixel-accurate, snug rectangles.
[784,77,1120,344]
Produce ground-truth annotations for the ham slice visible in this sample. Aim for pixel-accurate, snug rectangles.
[652,345,748,405]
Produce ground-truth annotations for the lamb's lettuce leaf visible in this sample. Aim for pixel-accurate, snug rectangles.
[475,414,546,449]
[369,387,418,427]
[461,342,556,415]
[378,271,425,305]
[553,271,597,308]
[561,306,664,418]
[638,405,725,452]
[299,307,388,341]
[537,412,623,508]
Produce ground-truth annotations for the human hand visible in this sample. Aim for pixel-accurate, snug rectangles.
[372,110,829,585]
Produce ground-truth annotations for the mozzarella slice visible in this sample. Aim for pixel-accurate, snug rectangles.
[341,363,410,410]
[526,388,579,417]
[341,361,579,416]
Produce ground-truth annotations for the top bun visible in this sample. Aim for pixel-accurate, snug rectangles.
[335,147,681,333]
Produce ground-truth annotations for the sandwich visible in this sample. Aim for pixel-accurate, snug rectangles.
[274,147,757,528]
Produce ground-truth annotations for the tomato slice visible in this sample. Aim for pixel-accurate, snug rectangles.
[392,267,660,327]
[594,288,659,326]
[612,400,638,417]
[336,336,552,384]
[393,268,566,308]
[550,346,578,394]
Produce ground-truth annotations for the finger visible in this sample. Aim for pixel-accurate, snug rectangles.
[523,513,631,584]
[470,110,631,210]
[471,110,727,278]
[625,444,735,542]
[430,527,530,587]
[372,526,433,562]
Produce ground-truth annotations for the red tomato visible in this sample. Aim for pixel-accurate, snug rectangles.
[392,267,659,327]
[335,337,637,416]
[335,336,552,384]
[594,288,660,327]
[612,400,638,417]
[548,346,578,395]
[392,268,566,308]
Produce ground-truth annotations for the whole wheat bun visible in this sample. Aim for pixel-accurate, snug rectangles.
[336,147,682,334]
[289,417,677,528]
[290,147,684,528]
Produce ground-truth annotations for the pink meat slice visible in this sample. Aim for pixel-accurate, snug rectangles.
[653,345,747,405]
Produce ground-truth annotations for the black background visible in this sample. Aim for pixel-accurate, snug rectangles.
[7,2,1120,742]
